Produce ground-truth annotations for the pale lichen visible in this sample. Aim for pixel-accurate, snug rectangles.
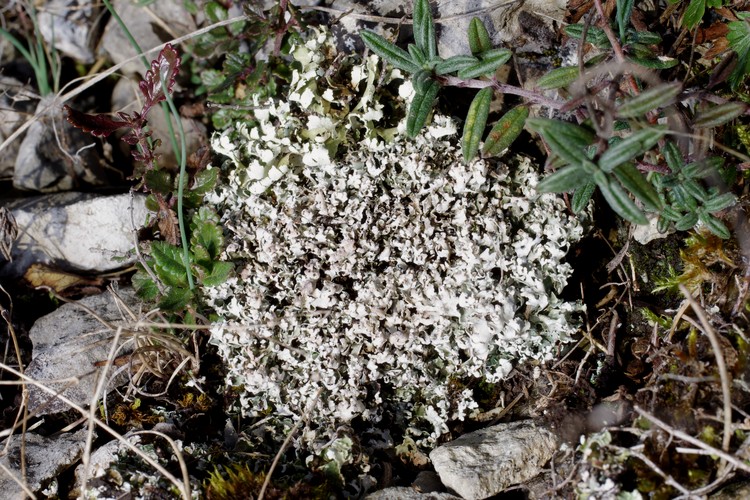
[203,27,584,452]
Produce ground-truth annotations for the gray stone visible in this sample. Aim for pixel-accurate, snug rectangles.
[38,0,102,64]
[366,487,460,500]
[25,287,142,416]
[0,429,89,498]
[13,95,107,192]
[429,420,558,500]
[100,0,197,76]
[2,192,149,277]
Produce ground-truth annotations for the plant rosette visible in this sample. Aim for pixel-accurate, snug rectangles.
[203,27,585,457]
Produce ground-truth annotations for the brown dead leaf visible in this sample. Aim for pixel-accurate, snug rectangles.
[24,263,103,293]
[0,207,18,262]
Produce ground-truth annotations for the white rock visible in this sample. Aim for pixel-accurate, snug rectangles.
[25,287,142,416]
[366,487,460,500]
[0,429,88,499]
[3,192,149,276]
[429,421,558,500]
[38,0,101,64]
[633,213,673,245]
[0,77,36,179]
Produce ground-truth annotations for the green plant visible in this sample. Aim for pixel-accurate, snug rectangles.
[360,0,741,238]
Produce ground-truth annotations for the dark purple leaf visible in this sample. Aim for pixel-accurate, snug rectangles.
[139,44,181,116]
[63,105,132,137]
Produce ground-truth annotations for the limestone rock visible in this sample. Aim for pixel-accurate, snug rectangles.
[38,0,102,64]
[2,192,149,277]
[429,420,558,499]
[366,487,460,500]
[0,77,36,179]
[0,429,88,498]
[25,287,142,416]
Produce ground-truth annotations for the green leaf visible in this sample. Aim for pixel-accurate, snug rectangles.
[361,30,421,73]
[408,44,428,66]
[616,0,634,41]
[682,0,706,30]
[144,169,174,194]
[564,24,611,48]
[682,157,724,179]
[699,213,731,239]
[192,167,219,195]
[675,211,699,230]
[657,215,671,233]
[661,205,683,222]
[413,0,437,60]
[132,267,159,301]
[613,163,663,211]
[598,175,649,225]
[728,13,750,90]
[628,56,679,69]
[435,55,480,75]
[468,17,492,55]
[200,261,234,287]
[462,87,492,163]
[536,66,580,89]
[406,76,440,137]
[693,102,748,128]
[151,241,190,288]
[617,83,682,118]
[572,181,597,213]
[683,179,709,202]
[457,49,512,79]
[598,126,667,172]
[628,31,662,45]
[526,118,596,148]
[482,105,529,156]
[703,192,736,213]
[536,164,589,193]
[191,206,224,262]
[662,141,684,172]
[158,287,193,312]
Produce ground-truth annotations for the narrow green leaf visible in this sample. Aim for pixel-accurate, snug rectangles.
[462,87,492,163]
[683,179,709,201]
[662,141,684,172]
[616,0,634,41]
[672,184,699,211]
[599,177,649,225]
[628,56,679,69]
[483,105,528,156]
[613,163,663,211]
[151,241,189,288]
[703,192,736,213]
[598,126,667,172]
[407,77,440,137]
[408,44,428,66]
[628,31,662,45]
[564,24,611,48]
[682,0,706,30]
[682,157,724,179]
[657,216,671,234]
[661,205,683,221]
[435,55,480,75]
[572,181,597,212]
[699,213,731,239]
[457,50,511,79]
[617,83,682,118]
[527,118,596,147]
[693,101,748,128]
[468,17,492,55]
[361,30,420,73]
[536,66,580,89]
[536,164,589,193]
[675,211,699,230]
[413,0,437,60]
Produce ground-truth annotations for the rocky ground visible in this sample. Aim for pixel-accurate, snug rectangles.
[0,0,749,499]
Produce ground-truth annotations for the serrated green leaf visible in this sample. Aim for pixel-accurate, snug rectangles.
[617,83,682,118]
[468,17,492,55]
[191,206,224,261]
[613,163,663,211]
[158,287,193,312]
[693,101,748,128]
[462,87,492,163]
[413,0,437,59]
[598,126,667,172]
[483,105,529,156]
[699,213,731,239]
[361,30,421,73]
[192,167,219,195]
[572,181,597,213]
[151,241,189,288]
[144,169,173,194]
[132,267,159,301]
[200,261,234,287]
[704,192,736,212]
[435,55,480,75]
[205,1,228,23]
[408,44,428,66]
[536,66,580,89]
[682,157,723,179]
[675,211,699,230]
[536,164,589,193]
[599,176,649,225]
[406,77,440,137]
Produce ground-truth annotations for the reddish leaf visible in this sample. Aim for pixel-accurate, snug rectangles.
[63,105,132,137]
[140,44,181,116]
